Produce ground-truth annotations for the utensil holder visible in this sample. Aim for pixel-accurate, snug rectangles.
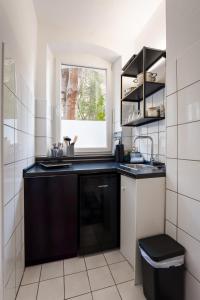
[66,144,74,157]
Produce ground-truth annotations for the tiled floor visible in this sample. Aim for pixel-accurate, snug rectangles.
[16,250,146,300]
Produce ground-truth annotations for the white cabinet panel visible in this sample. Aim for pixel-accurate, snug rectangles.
[120,175,165,285]
[120,176,136,267]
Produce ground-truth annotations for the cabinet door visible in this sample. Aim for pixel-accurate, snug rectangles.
[120,175,136,267]
[24,174,78,266]
[79,174,120,255]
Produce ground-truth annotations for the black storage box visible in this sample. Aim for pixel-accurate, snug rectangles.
[139,234,185,300]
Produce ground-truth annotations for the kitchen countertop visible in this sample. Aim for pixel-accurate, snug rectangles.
[24,161,166,179]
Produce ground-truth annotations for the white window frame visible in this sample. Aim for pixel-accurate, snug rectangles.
[55,58,112,154]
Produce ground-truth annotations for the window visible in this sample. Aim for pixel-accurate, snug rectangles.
[60,64,109,151]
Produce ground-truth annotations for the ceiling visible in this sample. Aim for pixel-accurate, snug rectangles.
[33,0,163,59]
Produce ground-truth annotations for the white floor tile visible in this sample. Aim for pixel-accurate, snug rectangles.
[104,250,125,264]
[85,254,107,269]
[21,265,41,285]
[40,260,63,281]
[109,261,134,284]
[88,266,114,291]
[37,277,64,300]
[64,257,86,275]
[16,283,38,300]
[93,286,121,300]
[117,280,146,300]
[65,271,90,299]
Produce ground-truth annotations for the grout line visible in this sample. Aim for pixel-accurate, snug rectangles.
[3,82,34,115]
[3,122,35,137]
[20,253,138,300]
[63,260,65,300]
[84,257,94,300]
[36,265,42,299]
[105,259,123,300]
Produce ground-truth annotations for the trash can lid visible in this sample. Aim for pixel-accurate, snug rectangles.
[139,234,185,262]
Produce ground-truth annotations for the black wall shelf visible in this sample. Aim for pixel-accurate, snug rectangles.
[121,46,166,127]
[122,47,166,77]
[122,116,165,127]
[122,82,165,102]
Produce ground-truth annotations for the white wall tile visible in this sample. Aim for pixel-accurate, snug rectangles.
[159,119,166,132]
[178,194,200,241]
[148,132,158,156]
[167,93,177,127]
[178,229,200,281]
[165,221,177,240]
[166,158,177,192]
[4,199,15,246]
[177,40,200,90]
[140,126,148,135]
[167,126,177,158]
[178,81,200,124]
[178,122,200,160]
[139,139,148,154]
[3,164,15,205]
[15,99,22,131]
[148,122,159,134]
[14,160,27,196]
[4,125,15,165]
[178,160,200,201]
[166,59,177,96]
[35,137,48,156]
[14,189,23,227]
[4,270,16,300]
[4,234,15,287]
[153,89,164,107]
[166,190,177,225]
[159,131,166,156]
[36,118,47,137]
[185,271,200,300]
[35,99,47,118]
[3,85,15,128]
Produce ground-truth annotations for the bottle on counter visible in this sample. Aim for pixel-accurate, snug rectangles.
[115,139,124,162]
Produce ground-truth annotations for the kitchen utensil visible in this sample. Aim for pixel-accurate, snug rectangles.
[72,135,78,144]
[146,106,160,117]
[133,72,157,87]
[63,136,71,145]
[40,162,72,169]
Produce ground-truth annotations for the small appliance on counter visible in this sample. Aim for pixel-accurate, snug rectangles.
[113,131,124,162]
[130,146,144,163]
[115,141,124,162]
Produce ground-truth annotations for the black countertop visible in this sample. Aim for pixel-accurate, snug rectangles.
[24,161,166,179]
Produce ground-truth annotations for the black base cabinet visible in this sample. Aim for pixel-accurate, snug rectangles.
[79,173,120,255]
[24,174,78,266]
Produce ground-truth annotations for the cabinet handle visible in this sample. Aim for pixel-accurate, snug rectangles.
[97,185,109,188]
[121,186,126,191]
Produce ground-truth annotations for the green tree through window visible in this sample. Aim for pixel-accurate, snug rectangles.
[61,65,106,121]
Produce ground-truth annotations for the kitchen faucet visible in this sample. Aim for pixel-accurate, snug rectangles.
[133,135,154,165]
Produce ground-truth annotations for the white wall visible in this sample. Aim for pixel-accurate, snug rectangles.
[166,0,200,298]
[121,0,166,161]
[35,40,114,155]
[0,1,37,299]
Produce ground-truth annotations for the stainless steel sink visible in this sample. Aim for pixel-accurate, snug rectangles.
[120,163,158,171]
